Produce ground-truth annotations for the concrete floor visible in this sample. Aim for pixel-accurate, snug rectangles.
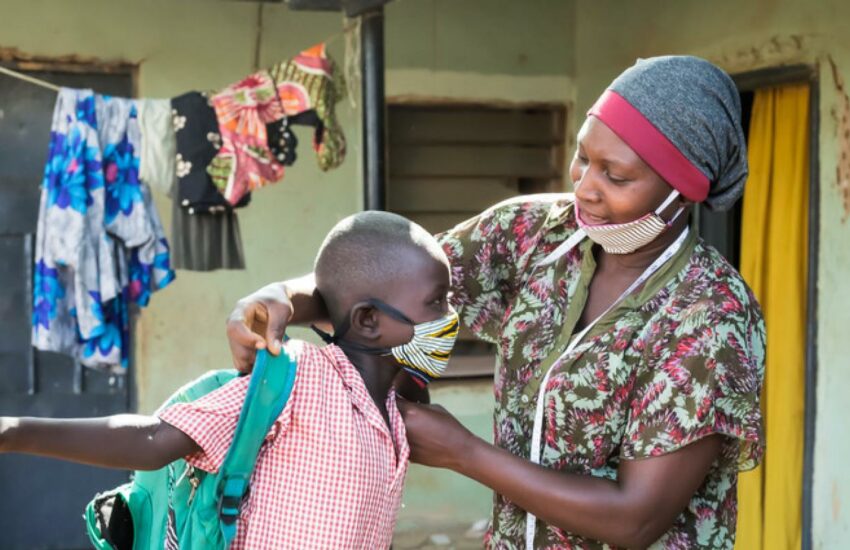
[393,520,488,549]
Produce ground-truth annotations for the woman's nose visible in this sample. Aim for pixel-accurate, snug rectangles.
[573,165,601,202]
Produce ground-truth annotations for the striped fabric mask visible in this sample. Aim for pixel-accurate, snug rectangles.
[575,189,683,254]
[389,308,459,386]
[312,299,459,386]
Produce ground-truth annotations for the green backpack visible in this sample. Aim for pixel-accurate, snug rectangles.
[84,348,297,550]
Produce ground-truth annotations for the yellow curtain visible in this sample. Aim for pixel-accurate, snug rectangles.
[736,83,810,550]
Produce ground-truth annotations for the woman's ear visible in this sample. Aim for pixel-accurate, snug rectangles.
[349,301,382,342]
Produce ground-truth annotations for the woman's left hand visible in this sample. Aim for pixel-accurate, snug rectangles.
[396,400,479,470]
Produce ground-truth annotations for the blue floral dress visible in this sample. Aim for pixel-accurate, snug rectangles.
[32,88,175,369]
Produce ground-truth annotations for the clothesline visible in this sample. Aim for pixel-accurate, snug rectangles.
[0,65,61,92]
[0,12,371,96]
[31,41,350,368]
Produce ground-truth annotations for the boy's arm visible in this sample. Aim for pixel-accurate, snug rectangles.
[0,415,200,471]
[227,274,328,373]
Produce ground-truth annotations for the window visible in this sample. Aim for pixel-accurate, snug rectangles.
[387,102,566,377]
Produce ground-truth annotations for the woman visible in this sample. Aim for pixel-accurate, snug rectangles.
[225,56,764,549]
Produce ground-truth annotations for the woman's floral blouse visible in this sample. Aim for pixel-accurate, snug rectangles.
[439,194,765,549]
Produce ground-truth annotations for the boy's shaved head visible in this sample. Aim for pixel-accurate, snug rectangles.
[314,211,447,323]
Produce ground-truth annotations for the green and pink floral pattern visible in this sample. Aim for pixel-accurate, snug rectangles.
[439,195,765,549]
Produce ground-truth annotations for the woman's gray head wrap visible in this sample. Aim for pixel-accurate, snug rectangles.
[588,55,747,211]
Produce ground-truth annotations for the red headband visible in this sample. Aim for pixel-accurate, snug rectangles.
[588,90,710,202]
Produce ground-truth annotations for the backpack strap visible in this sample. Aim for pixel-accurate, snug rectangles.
[216,347,297,547]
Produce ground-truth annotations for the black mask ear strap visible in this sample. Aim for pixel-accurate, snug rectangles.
[336,339,392,356]
[312,308,354,345]
[311,324,391,355]
[311,324,337,344]
[312,298,409,355]
[366,298,415,325]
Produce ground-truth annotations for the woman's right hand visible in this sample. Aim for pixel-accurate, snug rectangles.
[226,282,294,373]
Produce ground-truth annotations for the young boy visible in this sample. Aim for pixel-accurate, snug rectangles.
[0,211,459,549]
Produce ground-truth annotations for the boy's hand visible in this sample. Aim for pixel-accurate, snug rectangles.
[227,282,293,373]
[397,400,478,470]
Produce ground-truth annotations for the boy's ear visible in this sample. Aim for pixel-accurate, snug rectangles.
[349,301,382,342]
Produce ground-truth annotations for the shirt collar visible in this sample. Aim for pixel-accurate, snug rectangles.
[321,345,401,422]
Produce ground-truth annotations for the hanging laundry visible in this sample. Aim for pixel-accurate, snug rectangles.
[97,95,175,304]
[32,88,175,370]
[207,71,286,205]
[171,91,251,213]
[129,182,176,306]
[170,90,248,271]
[268,43,346,172]
[266,113,299,166]
[96,95,153,248]
[170,195,246,271]
[33,88,110,359]
[138,98,177,197]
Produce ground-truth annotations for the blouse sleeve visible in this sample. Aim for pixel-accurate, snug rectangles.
[437,196,555,344]
[620,292,766,471]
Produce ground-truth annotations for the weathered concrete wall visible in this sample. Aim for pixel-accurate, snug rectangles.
[572,1,850,546]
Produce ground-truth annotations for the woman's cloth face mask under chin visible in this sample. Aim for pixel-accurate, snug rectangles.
[575,189,684,254]
[312,298,460,387]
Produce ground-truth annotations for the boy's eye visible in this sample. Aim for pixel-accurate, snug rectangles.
[431,294,450,307]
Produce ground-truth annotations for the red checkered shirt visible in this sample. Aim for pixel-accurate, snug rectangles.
[158,340,410,549]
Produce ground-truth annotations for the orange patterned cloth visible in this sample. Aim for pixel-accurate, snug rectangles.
[207,71,285,205]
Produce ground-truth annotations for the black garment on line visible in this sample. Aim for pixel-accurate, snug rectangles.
[265,110,324,167]
[171,91,251,213]
[170,91,247,271]
[170,189,245,271]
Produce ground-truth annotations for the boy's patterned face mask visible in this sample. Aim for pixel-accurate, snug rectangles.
[312,298,459,386]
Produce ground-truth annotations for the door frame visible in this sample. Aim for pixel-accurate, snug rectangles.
[731,63,820,550]
[0,51,137,92]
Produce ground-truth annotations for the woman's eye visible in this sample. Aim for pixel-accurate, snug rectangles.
[606,171,627,183]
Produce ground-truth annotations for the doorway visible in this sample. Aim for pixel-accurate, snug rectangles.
[0,62,137,549]
[697,65,819,550]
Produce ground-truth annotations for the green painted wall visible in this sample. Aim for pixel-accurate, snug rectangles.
[571,1,850,547]
[386,0,574,76]
[395,379,496,544]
